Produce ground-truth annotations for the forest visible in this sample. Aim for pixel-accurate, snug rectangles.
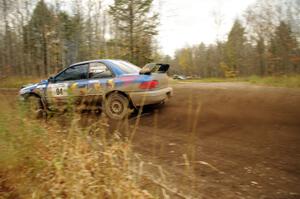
[170,0,300,78]
[1,1,300,198]
[0,0,300,78]
[0,0,159,77]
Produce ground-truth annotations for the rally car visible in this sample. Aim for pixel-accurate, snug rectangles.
[19,59,173,120]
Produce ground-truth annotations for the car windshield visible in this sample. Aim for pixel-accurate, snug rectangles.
[110,60,141,74]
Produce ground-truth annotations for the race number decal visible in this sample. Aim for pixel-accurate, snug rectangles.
[51,83,68,97]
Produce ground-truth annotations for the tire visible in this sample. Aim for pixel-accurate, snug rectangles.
[104,92,130,120]
[25,95,44,119]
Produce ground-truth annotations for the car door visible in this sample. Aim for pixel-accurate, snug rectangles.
[46,64,89,109]
[86,62,114,103]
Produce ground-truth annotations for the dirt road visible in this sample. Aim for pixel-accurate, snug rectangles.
[3,83,300,198]
[131,82,300,199]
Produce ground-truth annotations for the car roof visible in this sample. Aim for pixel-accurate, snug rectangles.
[70,59,122,67]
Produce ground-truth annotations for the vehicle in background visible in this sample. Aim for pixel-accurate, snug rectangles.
[19,60,173,120]
[173,74,187,80]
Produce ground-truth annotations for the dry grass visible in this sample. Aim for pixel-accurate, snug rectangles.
[0,95,157,198]
[0,79,204,199]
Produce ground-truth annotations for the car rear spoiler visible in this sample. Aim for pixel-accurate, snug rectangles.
[139,63,170,75]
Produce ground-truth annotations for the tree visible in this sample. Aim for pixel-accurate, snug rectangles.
[109,0,158,66]
[194,43,207,77]
[268,21,299,74]
[244,0,279,76]
[175,47,194,75]
[24,0,55,76]
[224,19,246,77]
[0,0,15,76]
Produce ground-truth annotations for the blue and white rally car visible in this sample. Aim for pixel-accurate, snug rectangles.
[19,59,173,119]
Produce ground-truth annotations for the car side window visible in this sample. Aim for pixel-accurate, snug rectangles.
[89,62,113,79]
[55,64,88,82]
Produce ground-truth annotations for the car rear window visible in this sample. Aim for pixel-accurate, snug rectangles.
[110,60,141,74]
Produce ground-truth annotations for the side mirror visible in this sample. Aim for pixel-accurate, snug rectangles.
[48,76,55,83]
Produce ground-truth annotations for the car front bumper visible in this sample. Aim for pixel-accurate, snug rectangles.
[129,87,173,107]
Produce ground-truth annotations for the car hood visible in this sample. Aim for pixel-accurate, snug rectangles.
[19,79,48,95]
[21,83,37,89]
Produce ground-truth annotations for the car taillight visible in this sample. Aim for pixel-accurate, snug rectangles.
[139,80,159,89]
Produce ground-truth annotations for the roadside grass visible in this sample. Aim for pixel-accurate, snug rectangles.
[245,75,300,88]
[0,96,157,198]
[172,75,300,88]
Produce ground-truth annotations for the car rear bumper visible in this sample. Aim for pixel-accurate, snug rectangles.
[129,87,173,107]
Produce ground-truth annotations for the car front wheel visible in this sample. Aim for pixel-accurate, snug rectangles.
[104,92,130,120]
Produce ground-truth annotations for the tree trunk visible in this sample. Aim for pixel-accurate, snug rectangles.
[42,27,48,76]
[129,0,134,62]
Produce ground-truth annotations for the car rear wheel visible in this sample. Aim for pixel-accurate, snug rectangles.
[25,95,44,119]
[104,92,130,120]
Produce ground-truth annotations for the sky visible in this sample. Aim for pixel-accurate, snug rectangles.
[47,0,257,56]
[156,0,257,56]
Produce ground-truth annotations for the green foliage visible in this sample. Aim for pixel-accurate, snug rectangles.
[267,21,299,75]
[1,0,300,79]
[109,0,159,66]
[0,0,159,78]
[246,75,300,88]
[171,1,300,78]
[220,62,237,78]
[224,19,246,77]
[23,0,55,76]
[176,48,194,75]
[174,42,225,78]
